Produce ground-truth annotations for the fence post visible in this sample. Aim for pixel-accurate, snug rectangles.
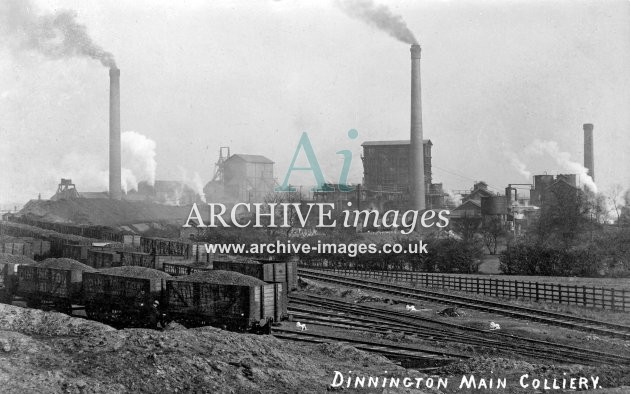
[515,280,518,299]
[558,284,562,304]
[535,282,539,302]
[612,289,616,311]
[583,286,587,307]
[623,289,626,312]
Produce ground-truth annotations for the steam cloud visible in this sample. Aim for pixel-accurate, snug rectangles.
[526,139,598,193]
[121,131,157,192]
[509,156,532,180]
[51,131,156,195]
[0,0,116,67]
[336,0,418,44]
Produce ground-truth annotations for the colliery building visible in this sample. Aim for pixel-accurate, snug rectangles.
[222,154,275,203]
[361,140,445,209]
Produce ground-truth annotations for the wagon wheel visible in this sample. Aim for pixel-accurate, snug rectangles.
[0,290,13,305]
[85,302,99,320]
[26,297,41,308]
[55,300,73,315]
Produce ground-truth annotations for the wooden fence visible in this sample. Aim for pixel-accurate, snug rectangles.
[307,268,629,312]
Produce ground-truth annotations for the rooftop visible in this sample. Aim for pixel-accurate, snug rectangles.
[226,154,274,164]
[361,139,432,146]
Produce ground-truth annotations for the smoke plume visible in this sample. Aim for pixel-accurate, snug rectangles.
[508,155,532,180]
[526,139,598,193]
[121,131,157,192]
[0,0,116,67]
[49,131,156,195]
[336,0,417,44]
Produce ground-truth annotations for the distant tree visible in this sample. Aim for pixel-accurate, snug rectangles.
[450,214,481,243]
[263,190,304,237]
[608,185,626,227]
[481,216,506,254]
[534,182,593,246]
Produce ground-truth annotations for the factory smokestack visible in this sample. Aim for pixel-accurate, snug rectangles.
[109,67,122,200]
[583,123,594,182]
[410,44,425,210]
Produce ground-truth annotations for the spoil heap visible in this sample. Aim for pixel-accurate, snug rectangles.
[0,303,413,393]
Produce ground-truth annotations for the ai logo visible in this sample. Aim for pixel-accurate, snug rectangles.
[275,129,359,192]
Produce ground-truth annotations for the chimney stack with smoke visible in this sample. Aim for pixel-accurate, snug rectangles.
[109,67,122,200]
[583,123,594,182]
[410,44,425,210]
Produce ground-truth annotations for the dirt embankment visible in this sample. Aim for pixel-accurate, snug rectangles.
[0,303,422,394]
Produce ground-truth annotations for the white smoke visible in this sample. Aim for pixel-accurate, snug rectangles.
[176,166,207,203]
[47,131,156,195]
[121,131,157,192]
[526,139,597,193]
[508,155,532,180]
[0,0,116,67]
[192,172,207,203]
[336,0,418,44]
[446,190,463,207]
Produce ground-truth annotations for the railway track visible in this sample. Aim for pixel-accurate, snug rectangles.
[289,293,630,366]
[298,268,630,340]
[271,327,464,370]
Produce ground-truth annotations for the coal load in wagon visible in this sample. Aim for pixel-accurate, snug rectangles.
[97,266,171,279]
[36,258,97,272]
[83,266,171,301]
[173,270,266,286]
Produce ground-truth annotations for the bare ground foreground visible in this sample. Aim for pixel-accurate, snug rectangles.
[1,301,629,393]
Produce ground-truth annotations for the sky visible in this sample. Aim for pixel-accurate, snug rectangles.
[1,0,629,208]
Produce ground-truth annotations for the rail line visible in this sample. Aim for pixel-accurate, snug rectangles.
[298,268,630,340]
[289,293,630,366]
[271,327,464,370]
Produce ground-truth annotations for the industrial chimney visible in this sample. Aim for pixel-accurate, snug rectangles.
[410,44,426,210]
[109,67,122,200]
[583,123,594,181]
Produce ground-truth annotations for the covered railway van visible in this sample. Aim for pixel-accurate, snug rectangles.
[165,270,287,331]
[213,257,298,292]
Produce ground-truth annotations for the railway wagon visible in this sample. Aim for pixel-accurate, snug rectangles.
[118,251,153,268]
[0,239,51,260]
[16,260,96,313]
[213,258,298,292]
[122,234,142,247]
[46,234,92,257]
[165,271,286,331]
[62,244,89,263]
[86,249,122,269]
[140,237,191,257]
[163,260,213,276]
[118,252,189,271]
[0,256,36,302]
[82,267,170,327]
